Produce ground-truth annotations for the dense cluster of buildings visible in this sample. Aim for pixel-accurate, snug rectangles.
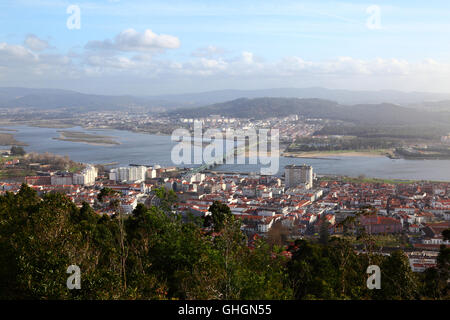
[25,165,98,186]
[51,111,322,142]
[179,114,322,141]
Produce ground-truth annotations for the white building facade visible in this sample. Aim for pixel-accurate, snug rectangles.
[110,166,147,183]
[73,165,98,186]
[285,164,313,189]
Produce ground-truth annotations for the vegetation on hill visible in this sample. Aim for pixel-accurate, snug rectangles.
[316,124,450,140]
[23,152,84,172]
[171,97,450,127]
[287,136,399,153]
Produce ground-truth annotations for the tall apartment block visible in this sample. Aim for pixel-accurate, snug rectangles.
[285,164,313,189]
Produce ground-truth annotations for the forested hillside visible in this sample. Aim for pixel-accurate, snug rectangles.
[171,97,450,127]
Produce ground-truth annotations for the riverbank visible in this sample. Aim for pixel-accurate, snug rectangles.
[317,174,446,184]
[282,149,391,158]
[0,119,76,129]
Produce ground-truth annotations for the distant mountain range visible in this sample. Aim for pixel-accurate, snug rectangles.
[170,97,450,126]
[151,87,450,106]
[1,86,450,113]
[0,87,178,111]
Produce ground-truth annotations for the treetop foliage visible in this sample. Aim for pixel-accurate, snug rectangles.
[0,187,448,300]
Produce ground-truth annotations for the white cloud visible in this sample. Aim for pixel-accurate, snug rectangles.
[0,41,78,82]
[86,55,136,69]
[2,34,450,94]
[0,42,38,65]
[242,51,254,64]
[192,45,226,58]
[24,34,49,52]
[85,28,180,52]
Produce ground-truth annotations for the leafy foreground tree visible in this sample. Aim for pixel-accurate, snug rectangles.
[0,186,292,299]
[319,215,330,245]
[183,210,292,300]
[203,200,232,232]
[0,184,129,299]
[420,245,450,299]
[287,238,372,300]
[0,186,447,300]
[286,238,432,300]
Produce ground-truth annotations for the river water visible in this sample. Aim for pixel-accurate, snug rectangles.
[3,125,450,181]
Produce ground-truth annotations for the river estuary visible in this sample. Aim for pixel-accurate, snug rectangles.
[3,125,450,181]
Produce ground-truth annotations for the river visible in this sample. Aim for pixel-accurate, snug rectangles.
[3,125,450,181]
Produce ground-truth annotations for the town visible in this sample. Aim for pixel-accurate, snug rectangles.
[2,148,449,274]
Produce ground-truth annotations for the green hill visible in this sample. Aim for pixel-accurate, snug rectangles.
[170,97,450,126]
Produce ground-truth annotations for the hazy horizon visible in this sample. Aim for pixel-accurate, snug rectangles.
[2,85,450,98]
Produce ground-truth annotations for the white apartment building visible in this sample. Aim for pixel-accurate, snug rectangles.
[285,164,313,189]
[147,168,157,179]
[73,165,98,186]
[129,166,147,182]
[109,166,147,183]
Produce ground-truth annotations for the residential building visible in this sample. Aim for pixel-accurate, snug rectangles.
[285,164,313,189]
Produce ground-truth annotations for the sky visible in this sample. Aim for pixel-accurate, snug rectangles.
[1,0,450,95]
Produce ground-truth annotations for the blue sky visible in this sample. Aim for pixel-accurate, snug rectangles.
[1,0,450,95]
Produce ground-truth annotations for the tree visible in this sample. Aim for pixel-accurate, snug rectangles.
[7,192,81,298]
[443,229,450,242]
[267,221,290,248]
[153,187,178,213]
[0,184,435,301]
[328,237,365,298]
[339,215,357,236]
[286,238,376,300]
[421,245,450,299]
[236,239,293,299]
[319,215,330,245]
[125,203,206,299]
[0,185,127,299]
[97,187,118,202]
[287,240,337,299]
[206,201,232,232]
[372,250,420,300]
[10,145,25,156]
